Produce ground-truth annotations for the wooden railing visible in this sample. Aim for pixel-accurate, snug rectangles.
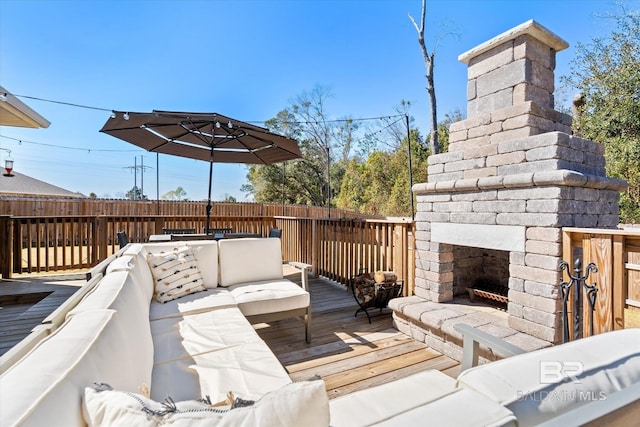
[0,197,377,219]
[0,215,415,296]
[277,218,415,295]
[562,227,640,337]
[0,215,275,276]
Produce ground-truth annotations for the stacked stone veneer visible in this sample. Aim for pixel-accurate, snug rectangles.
[394,20,627,350]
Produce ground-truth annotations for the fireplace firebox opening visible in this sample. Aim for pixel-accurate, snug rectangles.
[453,245,509,309]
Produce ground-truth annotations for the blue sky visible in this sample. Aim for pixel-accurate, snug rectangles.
[0,0,634,201]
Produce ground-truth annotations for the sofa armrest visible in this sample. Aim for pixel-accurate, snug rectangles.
[454,323,526,372]
[285,261,312,292]
[534,381,640,427]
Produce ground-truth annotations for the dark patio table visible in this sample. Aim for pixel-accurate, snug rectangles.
[148,232,261,242]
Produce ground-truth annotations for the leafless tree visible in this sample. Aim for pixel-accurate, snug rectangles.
[409,0,438,155]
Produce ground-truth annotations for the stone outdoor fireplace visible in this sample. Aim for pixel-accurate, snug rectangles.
[391,20,627,355]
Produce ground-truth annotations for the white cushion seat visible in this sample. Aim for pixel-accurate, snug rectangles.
[190,341,293,402]
[227,279,310,316]
[149,307,256,401]
[151,308,263,366]
[329,370,457,427]
[330,369,517,427]
[375,387,517,427]
[149,288,235,321]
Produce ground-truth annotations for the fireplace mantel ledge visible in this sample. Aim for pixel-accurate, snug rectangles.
[413,170,627,194]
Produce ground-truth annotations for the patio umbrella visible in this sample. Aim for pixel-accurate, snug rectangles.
[100,110,302,233]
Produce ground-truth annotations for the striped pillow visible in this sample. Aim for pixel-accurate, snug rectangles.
[147,246,206,303]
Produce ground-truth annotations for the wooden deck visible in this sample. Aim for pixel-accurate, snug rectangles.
[1,268,460,399]
[255,268,460,399]
[0,274,85,356]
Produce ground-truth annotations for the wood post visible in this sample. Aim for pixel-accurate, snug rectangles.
[96,216,108,263]
[311,219,318,278]
[154,217,165,235]
[0,216,12,279]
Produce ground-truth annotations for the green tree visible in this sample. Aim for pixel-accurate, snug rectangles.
[126,186,147,200]
[563,7,640,222]
[336,128,429,216]
[243,86,358,210]
[162,186,187,201]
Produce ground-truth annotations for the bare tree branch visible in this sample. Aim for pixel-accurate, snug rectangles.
[409,0,439,155]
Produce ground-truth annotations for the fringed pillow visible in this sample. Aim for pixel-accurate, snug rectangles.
[83,380,329,427]
[147,246,206,303]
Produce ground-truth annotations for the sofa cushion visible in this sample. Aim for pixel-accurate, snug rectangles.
[67,270,150,320]
[190,341,292,402]
[456,328,640,426]
[83,379,329,427]
[106,251,154,301]
[149,288,236,321]
[147,246,207,303]
[227,279,310,316]
[218,379,329,427]
[372,387,517,427]
[329,370,457,427]
[218,238,283,287]
[65,272,154,388]
[150,308,264,401]
[0,309,153,427]
[151,357,201,403]
[151,308,262,367]
[143,241,219,289]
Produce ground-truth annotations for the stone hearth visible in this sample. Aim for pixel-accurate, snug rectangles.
[391,20,627,359]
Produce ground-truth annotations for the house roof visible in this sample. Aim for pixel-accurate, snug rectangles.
[0,86,50,128]
[0,171,85,198]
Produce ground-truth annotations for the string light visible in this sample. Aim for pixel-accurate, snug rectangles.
[0,135,140,153]
[10,93,405,125]
[5,93,411,153]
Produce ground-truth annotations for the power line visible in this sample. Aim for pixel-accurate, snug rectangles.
[0,135,141,153]
[12,94,112,112]
[11,93,405,125]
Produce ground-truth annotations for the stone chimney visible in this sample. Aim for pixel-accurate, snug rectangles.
[410,20,627,344]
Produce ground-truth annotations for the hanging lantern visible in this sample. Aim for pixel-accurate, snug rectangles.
[3,158,14,177]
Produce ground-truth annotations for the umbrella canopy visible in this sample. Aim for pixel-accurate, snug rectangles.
[100,110,302,231]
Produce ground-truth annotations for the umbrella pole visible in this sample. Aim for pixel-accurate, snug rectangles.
[206,147,214,234]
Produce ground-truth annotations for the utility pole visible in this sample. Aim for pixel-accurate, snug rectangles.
[406,114,414,220]
[123,155,152,200]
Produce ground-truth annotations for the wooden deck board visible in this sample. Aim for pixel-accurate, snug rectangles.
[0,275,83,357]
[256,269,460,399]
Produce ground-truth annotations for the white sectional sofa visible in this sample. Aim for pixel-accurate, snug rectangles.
[1,237,639,426]
[0,238,319,426]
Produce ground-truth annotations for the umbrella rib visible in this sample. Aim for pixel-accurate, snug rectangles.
[102,111,301,163]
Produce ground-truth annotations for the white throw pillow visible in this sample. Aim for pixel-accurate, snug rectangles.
[83,384,226,427]
[147,246,206,303]
[83,380,329,427]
